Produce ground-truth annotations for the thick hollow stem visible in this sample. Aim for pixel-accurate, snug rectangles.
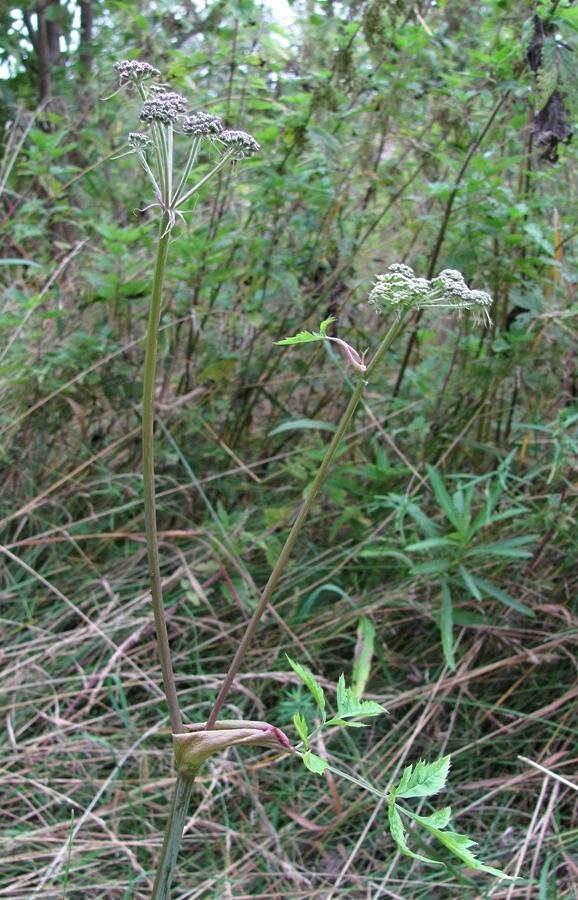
[142,214,183,735]
[150,767,197,900]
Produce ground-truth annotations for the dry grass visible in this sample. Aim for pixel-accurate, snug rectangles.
[1,487,577,899]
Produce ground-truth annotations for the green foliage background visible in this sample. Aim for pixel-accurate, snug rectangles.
[1,1,577,897]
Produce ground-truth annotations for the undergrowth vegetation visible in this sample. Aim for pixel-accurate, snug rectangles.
[1,0,577,897]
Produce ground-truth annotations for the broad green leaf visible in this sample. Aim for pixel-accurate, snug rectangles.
[440,580,456,670]
[302,750,328,774]
[351,617,375,699]
[394,756,451,799]
[286,656,326,720]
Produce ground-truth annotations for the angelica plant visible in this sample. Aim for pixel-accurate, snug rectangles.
[109,60,512,895]
[110,59,259,736]
[109,61,267,897]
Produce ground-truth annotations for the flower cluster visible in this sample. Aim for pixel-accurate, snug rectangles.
[128,132,153,153]
[139,91,188,126]
[182,112,224,136]
[112,60,260,232]
[369,264,493,326]
[114,60,161,88]
[219,130,261,159]
[369,264,430,312]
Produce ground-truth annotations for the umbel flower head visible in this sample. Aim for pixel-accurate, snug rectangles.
[128,132,153,153]
[182,112,224,137]
[369,264,493,326]
[139,91,188,125]
[111,60,260,232]
[219,130,261,159]
[113,60,161,89]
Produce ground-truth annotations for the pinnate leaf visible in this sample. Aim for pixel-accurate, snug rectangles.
[394,756,451,799]
[326,674,386,726]
[274,316,336,345]
[286,655,326,720]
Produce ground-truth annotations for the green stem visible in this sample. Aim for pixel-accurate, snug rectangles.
[205,310,411,729]
[206,377,368,728]
[151,767,197,900]
[364,311,409,381]
[143,213,183,735]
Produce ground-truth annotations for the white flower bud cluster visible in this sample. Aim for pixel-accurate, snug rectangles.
[113,59,260,231]
[369,264,492,325]
[139,91,188,125]
[128,132,153,153]
[182,112,224,136]
[114,60,161,87]
[219,130,261,158]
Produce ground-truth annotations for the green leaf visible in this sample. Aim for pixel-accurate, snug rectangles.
[0,258,44,268]
[330,674,386,722]
[426,464,464,532]
[405,536,455,552]
[325,717,367,728]
[293,711,309,748]
[458,564,483,601]
[302,750,328,774]
[440,580,456,670]
[274,317,336,345]
[294,583,355,624]
[319,316,337,336]
[286,656,326,721]
[465,535,537,559]
[274,330,326,346]
[393,755,451,799]
[388,805,444,865]
[400,806,515,878]
[417,806,452,829]
[469,577,535,616]
[351,617,375,699]
[268,418,338,437]
[470,505,526,532]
